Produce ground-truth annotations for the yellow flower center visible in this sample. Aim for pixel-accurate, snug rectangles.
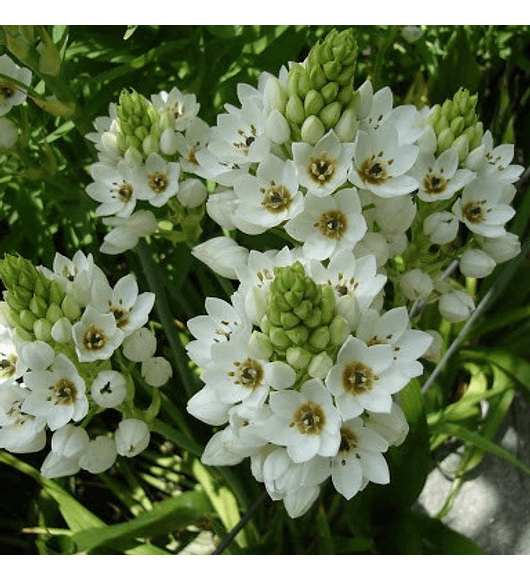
[290,401,326,435]
[315,209,348,240]
[341,360,377,395]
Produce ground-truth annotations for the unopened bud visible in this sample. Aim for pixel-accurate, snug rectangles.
[300,115,325,145]
[286,346,312,369]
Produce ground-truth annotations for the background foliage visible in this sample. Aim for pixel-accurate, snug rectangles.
[1,24,530,555]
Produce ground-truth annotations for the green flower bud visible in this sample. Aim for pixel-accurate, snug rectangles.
[33,318,52,342]
[452,134,469,163]
[286,94,305,125]
[319,101,341,129]
[46,302,64,325]
[304,89,325,116]
[134,126,149,142]
[49,282,65,306]
[29,295,48,319]
[329,315,350,346]
[307,352,333,379]
[4,290,28,312]
[286,347,312,370]
[61,295,81,322]
[280,311,301,329]
[270,327,291,349]
[450,116,465,136]
[323,59,341,81]
[309,64,327,91]
[286,325,309,346]
[308,326,330,351]
[321,81,339,104]
[301,115,325,145]
[437,128,454,154]
[297,68,311,99]
[337,84,353,106]
[319,285,336,325]
[19,309,37,333]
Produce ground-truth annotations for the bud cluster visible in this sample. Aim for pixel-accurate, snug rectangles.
[428,88,484,162]
[259,262,348,371]
[277,28,358,144]
[0,250,172,478]
[84,85,210,254]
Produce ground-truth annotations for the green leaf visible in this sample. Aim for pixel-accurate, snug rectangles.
[429,420,530,478]
[70,489,214,553]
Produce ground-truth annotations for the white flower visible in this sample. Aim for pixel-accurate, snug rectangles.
[308,251,386,329]
[0,117,18,148]
[141,356,173,387]
[186,383,233,427]
[186,296,251,369]
[43,250,107,308]
[122,327,157,363]
[22,353,88,431]
[459,248,496,278]
[0,54,32,115]
[85,103,122,166]
[115,418,150,457]
[355,307,432,387]
[365,401,410,447]
[331,417,390,500]
[399,268,433,301]
[251,445,331,518]
[51,318,73,343]
[86,160,141,218]
[200,332,295,406]
[176,178,207,208]
[18,340,54,372]
[325,335,397,420]
[411,148,475,203]
[438,290,475,322]
[233,154,304,235]
[292,130,354,197]
[452,177,516,238]
[1,328,27,383]
[173,117,212,176]
[465,130,524,183]
[206,187,239,230]
[350,125,419,197]
[91,273,155,337]
[151,86,200,132]
[210,97,271,165]
[265,109,290,144]
[353,231,390,268]
[91,370,127,408]
[423,211,459,245]
[201,402,272,466]
[133,152,180,207]
[72,305,124,362]
[262,378,341,463]
[370,192,417,236]
[476,232,521,264]
[0,380,47,452]
[191,236,249,280]
[78,436,117,474]
[100,209,158,254]
[40,424,90,478]
[285,188,367,260]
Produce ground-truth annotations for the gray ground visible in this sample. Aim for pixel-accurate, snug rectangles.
[415,392,530,555]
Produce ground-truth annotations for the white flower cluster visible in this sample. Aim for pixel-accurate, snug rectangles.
[187,248,432,518]
[0,250,172,478]
[85,87,210,253]
[185,29,525,517]
[195,72,523,324]
[0,54,32,149]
